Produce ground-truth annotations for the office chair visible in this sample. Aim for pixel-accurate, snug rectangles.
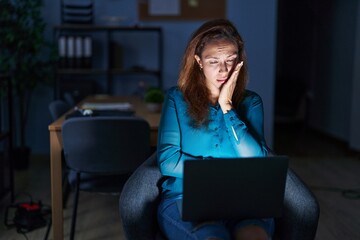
[63,92,76,107]
[49,99,70,121]
[62,116,151,240]
[119,152,320,240]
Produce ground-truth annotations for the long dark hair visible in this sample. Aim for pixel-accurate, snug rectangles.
[178,19,248,127]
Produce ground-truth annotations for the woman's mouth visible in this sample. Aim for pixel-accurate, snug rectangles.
[217,79,227,84]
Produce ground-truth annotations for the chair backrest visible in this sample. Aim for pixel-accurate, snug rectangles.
[119,152,164,240]
[62,116,151,175]
[49,100,70,121]
[63,92,76,106]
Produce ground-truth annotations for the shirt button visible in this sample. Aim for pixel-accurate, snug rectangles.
[215,144,218,147]
[215,127,218,131]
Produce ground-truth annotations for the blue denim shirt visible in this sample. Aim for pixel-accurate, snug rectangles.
[157,87,269,199]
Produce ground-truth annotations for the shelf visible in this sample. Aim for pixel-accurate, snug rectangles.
[56,68,107,75]
[56,68,160,75]
[110,68,160,75]
[54,24,162,32]
[53,25,163,98]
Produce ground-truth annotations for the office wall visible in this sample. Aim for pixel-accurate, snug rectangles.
[26,0,278,154]
[349,1,360,151]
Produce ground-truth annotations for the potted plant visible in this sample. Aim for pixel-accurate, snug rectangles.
[144,87,164,113]
[0,0,55,169]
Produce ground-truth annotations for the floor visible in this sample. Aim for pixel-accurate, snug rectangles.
[0,122,360,240]
[274,122,360,240]
[0,157,125,240]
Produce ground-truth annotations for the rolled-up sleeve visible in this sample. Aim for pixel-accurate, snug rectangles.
[223,93,268,157]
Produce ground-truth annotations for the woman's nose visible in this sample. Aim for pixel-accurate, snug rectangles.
[219,62,229,72]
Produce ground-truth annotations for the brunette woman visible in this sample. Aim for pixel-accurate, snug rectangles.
[157,19,273,240]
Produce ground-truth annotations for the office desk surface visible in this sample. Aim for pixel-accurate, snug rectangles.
[49,95,160,139]
[48,95,161,240]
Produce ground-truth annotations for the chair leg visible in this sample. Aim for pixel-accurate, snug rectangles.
[70,173,80,240]
[62,152,72,209]
[62,174,71,209]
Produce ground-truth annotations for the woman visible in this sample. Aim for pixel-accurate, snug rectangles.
[157,19,273,240]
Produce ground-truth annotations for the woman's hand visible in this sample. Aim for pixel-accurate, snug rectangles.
[218,61,243,113]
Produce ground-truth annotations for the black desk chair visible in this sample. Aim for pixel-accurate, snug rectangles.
[62,116,150,240]
[49,99,70,121]
[120,152,320,240]
[63,92,76,107]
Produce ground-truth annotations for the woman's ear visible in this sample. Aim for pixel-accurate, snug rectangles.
[194,55,201,65]
[194,55,202,68]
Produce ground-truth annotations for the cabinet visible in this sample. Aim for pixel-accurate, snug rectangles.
[53,25,163,100]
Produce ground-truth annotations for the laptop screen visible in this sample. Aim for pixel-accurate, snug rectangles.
[181,156,289,222]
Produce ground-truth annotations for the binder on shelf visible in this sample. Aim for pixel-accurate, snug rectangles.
[57,35,92,69]
[83,36,92,68]
[75,36,83,68]
[66,36,75,68]
[58,35,67,68]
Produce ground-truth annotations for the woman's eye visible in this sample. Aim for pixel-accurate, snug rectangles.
[209,61,218,64]
[227,59,235,64]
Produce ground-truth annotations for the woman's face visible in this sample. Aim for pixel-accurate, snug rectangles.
[195,40,238,95]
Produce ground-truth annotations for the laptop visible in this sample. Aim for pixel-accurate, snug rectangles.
[179,156,289,222]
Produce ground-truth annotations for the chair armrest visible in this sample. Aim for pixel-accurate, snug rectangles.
[274,168,320,240]
[119,152,163,240]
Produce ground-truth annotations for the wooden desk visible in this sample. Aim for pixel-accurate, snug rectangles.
[48,95,161,240]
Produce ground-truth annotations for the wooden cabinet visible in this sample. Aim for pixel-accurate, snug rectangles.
[53,25,163,100]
